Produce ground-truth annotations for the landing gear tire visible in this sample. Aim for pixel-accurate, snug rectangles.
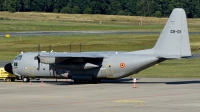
[22,77,30,82]
[74,80,78,84]
[5,78,11,82]
[11,78,15,82]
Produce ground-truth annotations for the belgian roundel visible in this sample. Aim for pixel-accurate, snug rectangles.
[120,63,125,68]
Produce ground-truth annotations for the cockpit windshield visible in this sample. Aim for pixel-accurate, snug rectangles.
[15,55,22,60]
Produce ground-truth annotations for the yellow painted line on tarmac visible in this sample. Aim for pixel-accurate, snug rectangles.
[114,100,144,103]
[114,100,145,108]
[6,82,23,84]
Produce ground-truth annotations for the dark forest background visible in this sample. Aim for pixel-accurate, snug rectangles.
[0,0,200,18]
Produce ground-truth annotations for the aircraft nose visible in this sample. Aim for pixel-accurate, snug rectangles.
[4,63,13,74]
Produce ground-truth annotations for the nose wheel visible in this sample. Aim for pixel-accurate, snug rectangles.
[5,78,11,82]
[22,77,30,82]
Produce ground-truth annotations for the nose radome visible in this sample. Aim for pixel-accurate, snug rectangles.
[4,63,13,74]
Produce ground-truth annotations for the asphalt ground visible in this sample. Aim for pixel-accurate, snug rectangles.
[0,31,200,37]
[0,78,199,112]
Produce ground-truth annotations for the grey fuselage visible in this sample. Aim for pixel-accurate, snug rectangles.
[11,52,162,81]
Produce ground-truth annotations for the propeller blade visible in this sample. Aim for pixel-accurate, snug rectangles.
[80,43,81,52]
[38,44,40,55]
[37,56,40,70]
[37,44,40,70]
[69,44,71,53]
[49,45,51,54]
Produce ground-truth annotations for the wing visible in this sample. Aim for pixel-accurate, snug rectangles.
[38,52,104,64]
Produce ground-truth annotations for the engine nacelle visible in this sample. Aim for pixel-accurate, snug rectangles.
[39,56,55,64]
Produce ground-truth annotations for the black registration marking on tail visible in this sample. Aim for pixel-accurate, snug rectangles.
[170,30,181,34]
[176,30,181,33]
[171,30,175,33]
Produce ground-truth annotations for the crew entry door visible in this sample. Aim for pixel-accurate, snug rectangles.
[105,59,114,78]
[26,67,35,77]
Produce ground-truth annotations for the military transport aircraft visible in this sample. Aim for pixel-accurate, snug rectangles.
[5,8,191,83]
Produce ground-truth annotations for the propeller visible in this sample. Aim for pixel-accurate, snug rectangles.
[80,43,81,52]
[49,45,51,54]
[37,44,40,70]
[69,44,71,53]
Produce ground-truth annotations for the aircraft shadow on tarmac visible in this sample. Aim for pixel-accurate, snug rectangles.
[1,79,200,85]
[165,80,200,85]
[19,78,135,85]
[46,79,135,85]
[39,79,200,85]
[102,79,200,85]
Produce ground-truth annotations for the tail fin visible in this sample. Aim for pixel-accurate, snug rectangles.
[154,8,191,58]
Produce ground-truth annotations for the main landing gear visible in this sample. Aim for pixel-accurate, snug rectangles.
[22,77,30,82]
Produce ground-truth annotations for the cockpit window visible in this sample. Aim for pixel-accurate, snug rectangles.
[15,55,22,60]
[14,62,18,66]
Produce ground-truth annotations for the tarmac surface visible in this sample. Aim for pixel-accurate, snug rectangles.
[0,78,200,112]
[0,31,200,37]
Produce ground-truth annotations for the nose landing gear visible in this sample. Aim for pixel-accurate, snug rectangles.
[22,77,30,82]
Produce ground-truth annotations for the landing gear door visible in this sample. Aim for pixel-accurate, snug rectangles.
[105,59,114,78]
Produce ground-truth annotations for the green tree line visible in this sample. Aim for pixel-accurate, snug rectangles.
[0,0,200,18]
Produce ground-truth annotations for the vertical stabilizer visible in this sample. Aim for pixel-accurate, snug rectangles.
[154,8,191,58]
